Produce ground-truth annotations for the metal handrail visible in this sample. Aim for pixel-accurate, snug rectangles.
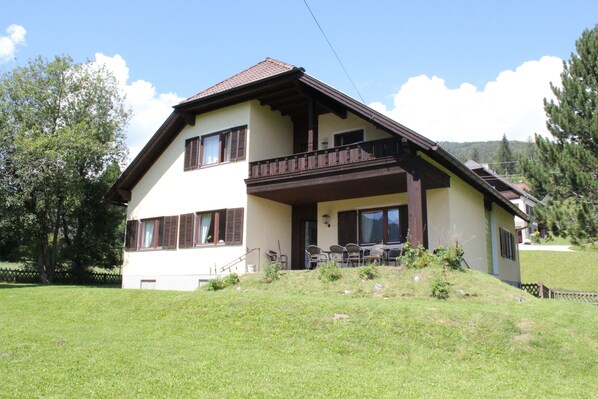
[216,247,260,274]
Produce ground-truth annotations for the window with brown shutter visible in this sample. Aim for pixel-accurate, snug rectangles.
[162,216,179,249]
[225,208,244,245]
[184,137,199,170]
[178,213,195,248]
[125,220,139,251]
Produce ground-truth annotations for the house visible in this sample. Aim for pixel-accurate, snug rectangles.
[464,160,542,243]
[105,58,527,291]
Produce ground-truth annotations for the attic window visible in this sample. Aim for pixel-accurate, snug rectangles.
[334,129,364,147]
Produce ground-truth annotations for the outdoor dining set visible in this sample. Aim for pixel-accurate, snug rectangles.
[305,243,404,269]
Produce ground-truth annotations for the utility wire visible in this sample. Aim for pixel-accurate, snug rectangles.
[302,0,366,104]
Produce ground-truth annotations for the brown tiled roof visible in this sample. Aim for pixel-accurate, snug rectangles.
[181,58,297,104]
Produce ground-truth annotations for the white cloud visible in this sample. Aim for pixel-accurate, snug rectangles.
[0,24,26,63]
[92,53,184,162]
[370,56,564,142]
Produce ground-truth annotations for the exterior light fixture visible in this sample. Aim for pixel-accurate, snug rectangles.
[322,214,331,227]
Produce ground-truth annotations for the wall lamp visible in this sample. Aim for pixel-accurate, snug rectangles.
[322,214,331,228]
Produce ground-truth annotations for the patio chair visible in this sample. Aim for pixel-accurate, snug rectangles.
[305,245,328,270]
[266,250,288,270]
[345,243,362,267]
[386,246,404,266]
[363,244,386,265]
[329,245,347,267]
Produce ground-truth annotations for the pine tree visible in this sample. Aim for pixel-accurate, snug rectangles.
[522,25,598,245]
[496,133,515,176]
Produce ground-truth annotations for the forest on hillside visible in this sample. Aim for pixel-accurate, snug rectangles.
[439,139,536,178]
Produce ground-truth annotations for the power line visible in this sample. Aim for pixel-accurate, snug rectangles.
[302,0,366,104]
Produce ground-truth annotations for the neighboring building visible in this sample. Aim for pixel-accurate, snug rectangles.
[105,58,527,291]
[465,160,542,243]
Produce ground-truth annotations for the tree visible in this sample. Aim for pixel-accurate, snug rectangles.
[496,133,515,176]
[470,147,481,163]
[522,25,598,245]
[0,55,130,282]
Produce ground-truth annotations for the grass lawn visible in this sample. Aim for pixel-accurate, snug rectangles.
[1,268,597,398]
[519,251,598,291]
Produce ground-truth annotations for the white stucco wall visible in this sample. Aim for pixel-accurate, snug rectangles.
[248,101,293,162]
[494,205,521,285]
[245,195,292,271]
[124,103,253,290]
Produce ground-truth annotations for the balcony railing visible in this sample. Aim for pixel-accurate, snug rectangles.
[248,138,405,179]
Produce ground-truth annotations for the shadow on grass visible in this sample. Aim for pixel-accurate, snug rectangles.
[0,283,121,289]
[0,283,43,289]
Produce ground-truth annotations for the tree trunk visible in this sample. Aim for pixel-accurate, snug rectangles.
[37,243,50,284]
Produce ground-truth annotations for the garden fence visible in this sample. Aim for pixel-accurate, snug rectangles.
[0,268,121,286]
[520,282,598,305]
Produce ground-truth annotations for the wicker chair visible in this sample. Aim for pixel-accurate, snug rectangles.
[363,244,386,265]
[345,243,362,267]
[329,245,347,267]
[305,245,328,269]
[266,250,288,270]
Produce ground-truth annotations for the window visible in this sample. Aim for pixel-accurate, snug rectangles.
[358,206,408,245]
[499,228,516,261]
[125,216,178,251]
[184,126,246,170]
[140,218,164,249]
[178,208,244,248]
[334,129,364,146]
[196,210,226,244]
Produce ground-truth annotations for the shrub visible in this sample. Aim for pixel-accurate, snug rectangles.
[318,261,342,282]
[222,273,240,286]
[430,277,450,299]
[434,245,465,270]
[203,273,240,291]
[204,278,225,291]
[400,242,437,269]
[262,262,282,283]
[358,264,380,280]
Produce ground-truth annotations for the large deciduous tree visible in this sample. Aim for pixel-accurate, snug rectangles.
[0,55,130,282]
[523,25,598,245]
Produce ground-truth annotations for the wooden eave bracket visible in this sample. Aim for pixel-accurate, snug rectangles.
[178,111,196,126]
[117,189,131,202]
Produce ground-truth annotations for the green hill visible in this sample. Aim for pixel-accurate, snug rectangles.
[439,140,535,164]
[1,267,596,398]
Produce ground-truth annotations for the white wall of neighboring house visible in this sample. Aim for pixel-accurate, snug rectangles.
[511,197,538,243]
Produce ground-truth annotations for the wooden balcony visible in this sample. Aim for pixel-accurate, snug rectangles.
[248,138,407,180]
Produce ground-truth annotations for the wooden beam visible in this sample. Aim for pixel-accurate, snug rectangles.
[407,163,428,248]
[307,97,317,152]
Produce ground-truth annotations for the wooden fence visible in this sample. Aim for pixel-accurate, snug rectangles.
[520,282,598,305]
[0,268,122,286]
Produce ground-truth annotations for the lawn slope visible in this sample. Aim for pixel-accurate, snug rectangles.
[0,268,596,399]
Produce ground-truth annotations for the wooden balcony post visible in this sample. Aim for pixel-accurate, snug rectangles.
[307,97,317,152]
[407,161,428,249]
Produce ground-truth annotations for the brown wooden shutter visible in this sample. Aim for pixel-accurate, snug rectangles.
[184,137,199,170]
[178,213,195,248]
[225,208,244,245]
[125,220,138,251]
[236,127,246,160]
[162,216,179,249]
[399,205,409,243]
[229,126,247,161]
[337,211,357,246]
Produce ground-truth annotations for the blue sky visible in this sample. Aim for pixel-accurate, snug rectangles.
[1,0,597,158]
